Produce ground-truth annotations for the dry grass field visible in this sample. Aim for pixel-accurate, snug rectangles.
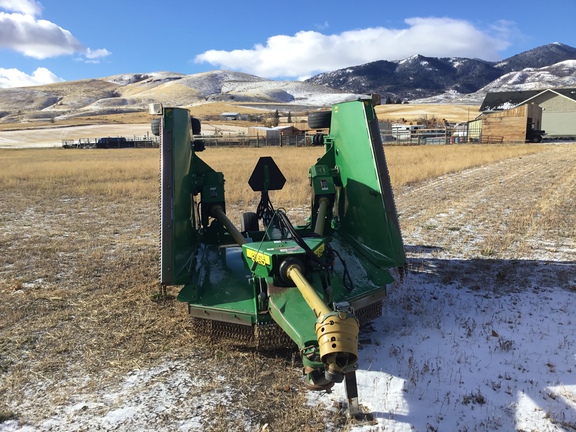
[0,144,547,221]
[0,102,481,133]
[0,142,575,430]
[0,102,286,132]
[375,103,480,124]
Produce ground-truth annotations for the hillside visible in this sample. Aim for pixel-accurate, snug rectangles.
[0,43,575,126]
[0,71,361,125]
[413,59,576,104]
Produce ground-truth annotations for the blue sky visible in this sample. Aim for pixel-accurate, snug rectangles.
[0,0,574,88]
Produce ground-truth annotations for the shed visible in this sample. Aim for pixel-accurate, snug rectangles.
[248,127,281,140]
[467,119,482,142]
[480,104,542,143]
[246,126,303,146]
[221,112,240,120]
[247,126,301,137]
[480,88,576,138]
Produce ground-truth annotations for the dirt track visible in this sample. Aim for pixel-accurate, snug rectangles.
[397,144,575,261]
[396,144,575,296]
[0,144,575,431]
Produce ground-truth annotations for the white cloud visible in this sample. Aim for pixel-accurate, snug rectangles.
[489,19,523,48]
[0,0,42,16]
[0,4,111,63]
[85,48,111,59]
[83,47,112,64]
[195,17,516,79]
[0,67,63,88]
[0,11,84,59]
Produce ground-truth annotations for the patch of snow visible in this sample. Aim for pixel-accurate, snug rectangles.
[496,101,516,110]
[308,271,576,431]
[397,55,419,65]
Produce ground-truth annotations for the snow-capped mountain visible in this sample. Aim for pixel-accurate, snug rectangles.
[413,59,576,104]
[306,43,576,101]
[495,42,576,72]
[480,60,576,92]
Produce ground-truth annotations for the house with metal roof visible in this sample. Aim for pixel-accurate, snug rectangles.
[480,88,576,138]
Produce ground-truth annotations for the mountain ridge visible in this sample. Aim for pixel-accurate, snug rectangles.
[305,43,576,101]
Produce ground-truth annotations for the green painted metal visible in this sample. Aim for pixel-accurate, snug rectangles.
[242,238,326,279]
[268,286,319,348]
[176,245,257,324]
[324,100,406,269]
[159,108,196,286]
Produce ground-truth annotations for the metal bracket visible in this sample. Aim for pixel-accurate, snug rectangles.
[344,371,361,418]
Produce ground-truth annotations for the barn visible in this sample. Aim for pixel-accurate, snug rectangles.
[480,88,576,138]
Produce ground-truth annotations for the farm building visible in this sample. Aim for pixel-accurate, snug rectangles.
[247,125,302,137]
[478,104,542,143]
[480,88,576,138]
[467,119,482,142]
[246,125,304,146]
[220,112,240,120]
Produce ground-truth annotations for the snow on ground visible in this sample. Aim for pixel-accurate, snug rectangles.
[305,147,576,431]
[309,264,576,431]
[0,124,153,149]
[3,254,573,431]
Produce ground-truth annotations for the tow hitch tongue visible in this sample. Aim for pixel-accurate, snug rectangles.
[276,255,362,418]
[280,258,359,383]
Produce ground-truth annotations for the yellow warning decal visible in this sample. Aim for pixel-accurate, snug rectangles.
[314,243,325,258]
[246,249,270,266]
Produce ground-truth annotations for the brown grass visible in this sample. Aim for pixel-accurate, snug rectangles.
[375,103,480,124]
[0,112,153,131]
[385,144,546,186]
[0,102,281,131]
[0,143,546,198]
[0,103,480,132]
